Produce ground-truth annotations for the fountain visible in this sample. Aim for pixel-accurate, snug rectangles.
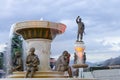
[4,20,96,80]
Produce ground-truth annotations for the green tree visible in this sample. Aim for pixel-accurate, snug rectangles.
[0,52,3,69]
[11,33,23,68]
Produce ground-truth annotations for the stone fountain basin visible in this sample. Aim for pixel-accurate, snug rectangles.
[13,21,66,40]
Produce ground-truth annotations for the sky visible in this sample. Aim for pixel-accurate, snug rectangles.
[0,0,120,63]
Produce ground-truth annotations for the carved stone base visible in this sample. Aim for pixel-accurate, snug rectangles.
[8,71,68,78]
[72,64,88,68]
[26,39,51,71]
[3,78,97,80]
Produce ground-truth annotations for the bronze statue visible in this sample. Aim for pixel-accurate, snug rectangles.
[73,53,79,77]
[12,51,23,71]
[73,69,79,78]
[25,48,40,78]
[54,51,72,77]
[76,16,85,41]
[83,52,86,64]
[74,52,77,64]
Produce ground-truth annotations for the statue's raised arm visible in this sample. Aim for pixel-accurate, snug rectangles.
[76,16,85,41]
[76,16,80,23]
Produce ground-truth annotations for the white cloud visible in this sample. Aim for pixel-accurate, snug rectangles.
[60,19,76,30]
[95,37,120,51]
[0,44,7,52]
[87,52,120,63]
[0,0,15,18]
[0,0,120,63]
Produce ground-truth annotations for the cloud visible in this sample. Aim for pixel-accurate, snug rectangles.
[0,31,10,43]
[60,19,76,30]
[96,37,120,51]
[87,52,120,63]
[0,0,120,63]
[84,36,120,62]
[0,0,15,18]
[0,43,7,52]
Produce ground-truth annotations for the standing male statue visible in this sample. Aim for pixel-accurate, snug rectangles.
[25,47,40,78]
[76,16,85,41]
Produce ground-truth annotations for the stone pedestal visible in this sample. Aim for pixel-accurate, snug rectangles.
[26,39,51,71]
[3,78,97,80]
[8,71,68,78]
[72,41,88,78]
[75,41,85,64]
[73,41,88,68]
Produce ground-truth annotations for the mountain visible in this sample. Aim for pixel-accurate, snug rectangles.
[69,59,96,67]
[100,56,120,66]
[86,62,96,67]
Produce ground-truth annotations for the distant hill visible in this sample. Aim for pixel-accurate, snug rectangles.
[69,56,120,67]
[100,56,120,66]
[86,62,96,67]
[69,59,96,67]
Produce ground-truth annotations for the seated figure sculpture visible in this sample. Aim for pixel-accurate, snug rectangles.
[25,47,40,78]
[12,51,23,71]
[54,51,72,77]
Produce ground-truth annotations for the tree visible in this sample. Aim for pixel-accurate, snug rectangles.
[11,33,23,69]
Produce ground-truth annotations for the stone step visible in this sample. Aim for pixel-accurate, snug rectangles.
[8,71,69,78]
[13,71,65,75]
[1,78,97,80]
[9,75,68,78]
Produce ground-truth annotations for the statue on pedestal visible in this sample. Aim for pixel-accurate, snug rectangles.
[12,51,23,71]
[76,16,85,41]
[54,51,72,77]
[25,48,40,78]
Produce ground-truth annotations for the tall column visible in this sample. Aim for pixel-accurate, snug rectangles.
[26,39,51,71]
[74,41,85,64]
[73,41,88,78]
